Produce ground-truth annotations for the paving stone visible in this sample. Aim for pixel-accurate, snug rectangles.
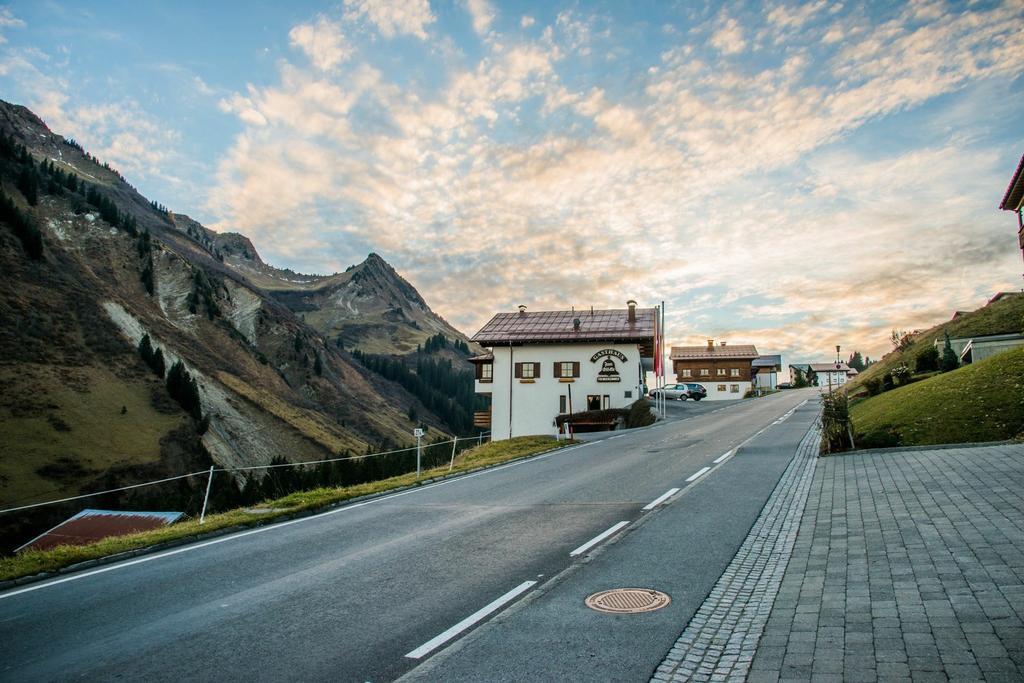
[652,434,1024,683]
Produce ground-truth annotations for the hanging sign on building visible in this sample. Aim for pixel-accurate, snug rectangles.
[591,349,625,382]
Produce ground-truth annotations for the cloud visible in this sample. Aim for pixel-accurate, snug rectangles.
[710,16,746,55]
[521,15,535,29]
[465,0,495,36]
[0,7,25,28]
[289,16,352,71]
[205,1,1024,363]
[343,0,435,40]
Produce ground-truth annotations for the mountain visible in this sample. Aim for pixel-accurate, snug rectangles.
[220,243,473,355]
[0,100,468,549]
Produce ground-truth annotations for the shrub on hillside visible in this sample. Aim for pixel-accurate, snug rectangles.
[891,363,912,386]
[864,377,882,396]
[914,347,939,373]
[939,332,959,372]
[820,391,855,454]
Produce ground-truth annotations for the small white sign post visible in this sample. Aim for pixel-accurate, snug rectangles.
[414,428,424,477]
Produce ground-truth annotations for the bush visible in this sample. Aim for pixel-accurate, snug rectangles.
[626,399,655,428]
[864,378,882,396]
[914,347,939,373]
[820,390,855,454]
[891,363,912,386]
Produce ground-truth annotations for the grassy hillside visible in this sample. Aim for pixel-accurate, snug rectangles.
[850,347,1024,448]
[850,293,1024,391]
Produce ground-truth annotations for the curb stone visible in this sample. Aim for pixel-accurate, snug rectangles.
[651,422,823,682]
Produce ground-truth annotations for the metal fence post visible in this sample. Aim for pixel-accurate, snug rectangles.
[448,437,458,471]
[199,466,214,524]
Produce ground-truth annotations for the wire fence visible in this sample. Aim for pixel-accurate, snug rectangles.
[0,432,492,518]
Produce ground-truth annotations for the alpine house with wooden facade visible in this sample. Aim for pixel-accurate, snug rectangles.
[468,302,656,441]
[670,340,760,400]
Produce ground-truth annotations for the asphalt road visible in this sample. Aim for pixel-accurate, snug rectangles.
[0,389,818,682]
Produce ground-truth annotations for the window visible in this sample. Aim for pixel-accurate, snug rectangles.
[717,368,726,376]
[730,368,740,377]
[553,361,580,378]
[624,390,632,398]
[477,363,493,382]
[700,368,710,376]
[587,395,601,410]
[603,395,610,409]
[514,362,540,379]
[559,395,567,413]
[731,384,739,393]
[681,369,692,377]
[718,384,726,391]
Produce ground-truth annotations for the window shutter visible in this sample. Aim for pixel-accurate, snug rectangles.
[553,362,562,378]
[533,362,541,378]
[514,363,522,378]
[572,361,580,377]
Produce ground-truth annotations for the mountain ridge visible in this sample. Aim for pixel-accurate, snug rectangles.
[0,99,473,550]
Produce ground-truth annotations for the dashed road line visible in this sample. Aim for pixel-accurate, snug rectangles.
[569,521,630,557]
[685,467,711,483]
[642,488,681,511]
[713,449,735,464]
[405,580,537,659]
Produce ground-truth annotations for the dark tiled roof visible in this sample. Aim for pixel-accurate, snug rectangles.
[472,308,655,345]
[467,351,494,363]
[752,354,782,367]
[670,344,759,360]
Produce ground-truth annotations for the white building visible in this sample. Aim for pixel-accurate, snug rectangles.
[810,362,851,392]
[469,303,655,440]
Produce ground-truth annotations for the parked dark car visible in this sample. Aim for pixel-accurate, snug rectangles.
[777,382,793,389]
[684,383,707,401]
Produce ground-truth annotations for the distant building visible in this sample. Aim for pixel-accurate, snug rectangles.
[809,362,851,392]
[999,153,1024,265]
[934,332,1024,366]
[671,340,759,400]
[752,354,783,392]
[789,363,812,385]
[469,302,655,440]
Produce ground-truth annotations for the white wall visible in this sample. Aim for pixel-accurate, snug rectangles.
[816,370,848,392]
[477,343,645,440]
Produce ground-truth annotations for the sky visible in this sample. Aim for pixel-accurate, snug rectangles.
[1,0,1022,366]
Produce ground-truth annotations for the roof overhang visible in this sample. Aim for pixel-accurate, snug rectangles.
[1000,153,1024,211]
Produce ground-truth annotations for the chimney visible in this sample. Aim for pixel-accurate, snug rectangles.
[518,305,527,315]
[707,339,714,350]
[720,341,727,347]
[573,317,581,331]
[626,299,637,324]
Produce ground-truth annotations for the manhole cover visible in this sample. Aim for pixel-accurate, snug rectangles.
[585,588,671,614]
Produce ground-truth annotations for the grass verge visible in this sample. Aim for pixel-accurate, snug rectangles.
[850,347,1024,449]
[0,435,574,583]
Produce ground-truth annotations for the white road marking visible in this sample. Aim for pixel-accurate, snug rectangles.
[642,488,681,511]
[713,450,735,464]
[405,580,537,659]
[570,521,631,557]
[686,467,711,482]
[0,442,588,601]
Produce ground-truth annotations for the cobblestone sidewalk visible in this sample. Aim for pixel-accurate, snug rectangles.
[652,424,823,682]
[749,444,1024,682]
